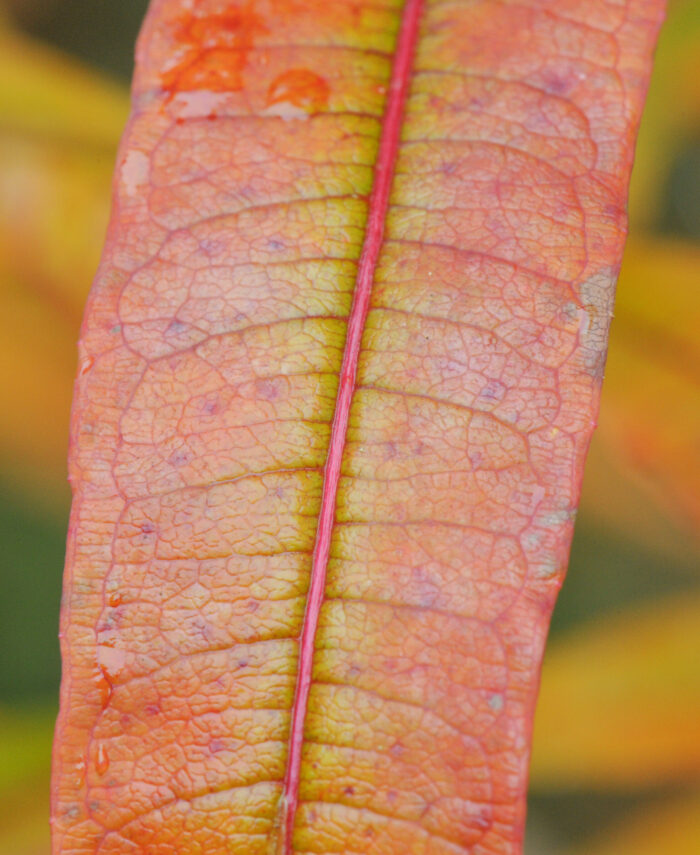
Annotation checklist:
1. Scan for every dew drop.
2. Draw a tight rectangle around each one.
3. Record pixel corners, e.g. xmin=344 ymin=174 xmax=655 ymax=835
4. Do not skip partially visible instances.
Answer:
xmin=78 ymin=356 xmax=94 ymax=377
xmin=95 ymin=744 xmax=109 ymax=776
xmin=95 ymin=668 xmax=112 ymax=710
xmin=108 ymin=591 xmax=123 ymax=608
xmin=266 ymin=68 xmax=330 ymax=113
xmin=121 ymin=150 xmax=149 ymax=196
xmin=97 ymin=645 xmax=126 ymax=685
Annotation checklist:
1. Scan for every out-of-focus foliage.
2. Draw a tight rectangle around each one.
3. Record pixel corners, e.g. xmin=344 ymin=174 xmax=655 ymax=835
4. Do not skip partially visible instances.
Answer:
xmin=0 ymin=14 xmax=128 ymax=508
xmin=588 ymin=238 xmax=700 ymax=533
xmin=567 ymin=791 xmax=700 ymax=855
xmin=0 ymin=707 xmax=54 ymax=855
xmin=533 ymin=594 xmax=700 ymax=788
xmin=628 ymin=0 xmax=700 ymax=237
xmin=0 ymin=1 xmax=697 ymax=853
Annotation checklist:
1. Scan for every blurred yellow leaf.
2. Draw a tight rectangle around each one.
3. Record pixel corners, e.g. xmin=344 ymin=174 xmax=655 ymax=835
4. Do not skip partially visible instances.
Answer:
xmin=0 ymin=706 xmax=54 ymax=855
xmin=0 ymin=15 xmax=128 ymax=147
xmin=531 ymin=594 xmax=700 ymax=789
xmin=629 ymin=0 xmax=700 ymax=228
xmin=0 ymin=22 xmax=128 ymax=508
xmin=0 ymin=809 xmax=49 ymax=855
xmin=582 ymin=237 xmax=700 ymax=538
xmin=567 ymin=791 xmax=700 ymax=855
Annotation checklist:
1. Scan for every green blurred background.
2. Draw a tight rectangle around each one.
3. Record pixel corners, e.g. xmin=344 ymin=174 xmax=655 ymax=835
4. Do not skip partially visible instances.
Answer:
xmin=0 ymin=1 xmax=698 ymax=853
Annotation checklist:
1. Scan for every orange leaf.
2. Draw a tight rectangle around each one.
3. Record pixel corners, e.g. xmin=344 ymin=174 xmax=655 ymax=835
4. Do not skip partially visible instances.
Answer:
xmin=51 ymin=2 xmax=664 ymax=853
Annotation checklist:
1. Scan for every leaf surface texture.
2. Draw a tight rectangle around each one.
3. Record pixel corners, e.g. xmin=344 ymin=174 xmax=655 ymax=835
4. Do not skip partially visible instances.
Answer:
xmin=52 ymin=1 xmax=665 ymax=853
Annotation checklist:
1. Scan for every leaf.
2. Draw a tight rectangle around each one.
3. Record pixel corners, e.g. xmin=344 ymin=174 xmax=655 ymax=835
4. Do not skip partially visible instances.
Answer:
xmin=51 ymin=2 xmax=664 ymax=853
xmin=530 ymin=594 xmax=700 ymax=789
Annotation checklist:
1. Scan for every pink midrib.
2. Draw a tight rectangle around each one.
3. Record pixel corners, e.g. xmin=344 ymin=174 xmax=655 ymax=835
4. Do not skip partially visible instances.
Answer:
xmin=279 ymin=0 xmax=424 ymax=850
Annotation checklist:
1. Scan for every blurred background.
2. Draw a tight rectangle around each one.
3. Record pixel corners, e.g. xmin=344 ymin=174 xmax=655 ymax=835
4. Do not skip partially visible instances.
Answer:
xmin=0 ymin=0 xmax=698 ymax=852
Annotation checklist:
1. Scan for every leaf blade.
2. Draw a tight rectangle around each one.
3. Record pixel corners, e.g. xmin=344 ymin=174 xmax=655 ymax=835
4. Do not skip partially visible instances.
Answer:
xmin=52 ymin=1 xmax=666 ymax=853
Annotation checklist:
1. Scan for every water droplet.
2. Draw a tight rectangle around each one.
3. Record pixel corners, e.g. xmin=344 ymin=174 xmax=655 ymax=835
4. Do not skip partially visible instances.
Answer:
xmin=95 ymin=744 xmax=109 ymax=776
xmin=78 ymin=356 xmax=94 ymax=377
xmin=121 ymin=150 xmax=149 ymax=196
xmin=108 ymin=591 xmax=123 ymax=608
xmin=95 ymin=668 xmax=112 ymax=710
xmin=173 ymin=90 xmax=229 ymax=119
xmin=266 ymin=68 xmax=330 ymax=113
xmin=97 ymin=644 xmax=126 ymax=685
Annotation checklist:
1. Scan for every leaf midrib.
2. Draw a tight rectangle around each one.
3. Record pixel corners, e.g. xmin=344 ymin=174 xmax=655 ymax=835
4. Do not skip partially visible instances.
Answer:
xmin=276 ymin=0 xmax=425 ymax=851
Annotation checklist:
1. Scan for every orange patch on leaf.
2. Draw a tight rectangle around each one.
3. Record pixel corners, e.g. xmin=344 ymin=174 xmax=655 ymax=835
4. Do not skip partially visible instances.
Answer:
xmin=267 ymin=68 xmax=331 ymax=113
xmin=161 ymin=3 xmax=267 ymax=95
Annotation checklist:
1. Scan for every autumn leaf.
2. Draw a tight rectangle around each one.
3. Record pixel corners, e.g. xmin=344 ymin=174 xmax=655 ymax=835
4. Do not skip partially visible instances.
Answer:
xmin=50 ymin=2 xmax=665 ymax=854
xmin=2 ymin=11 xmax=693 ymax=548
